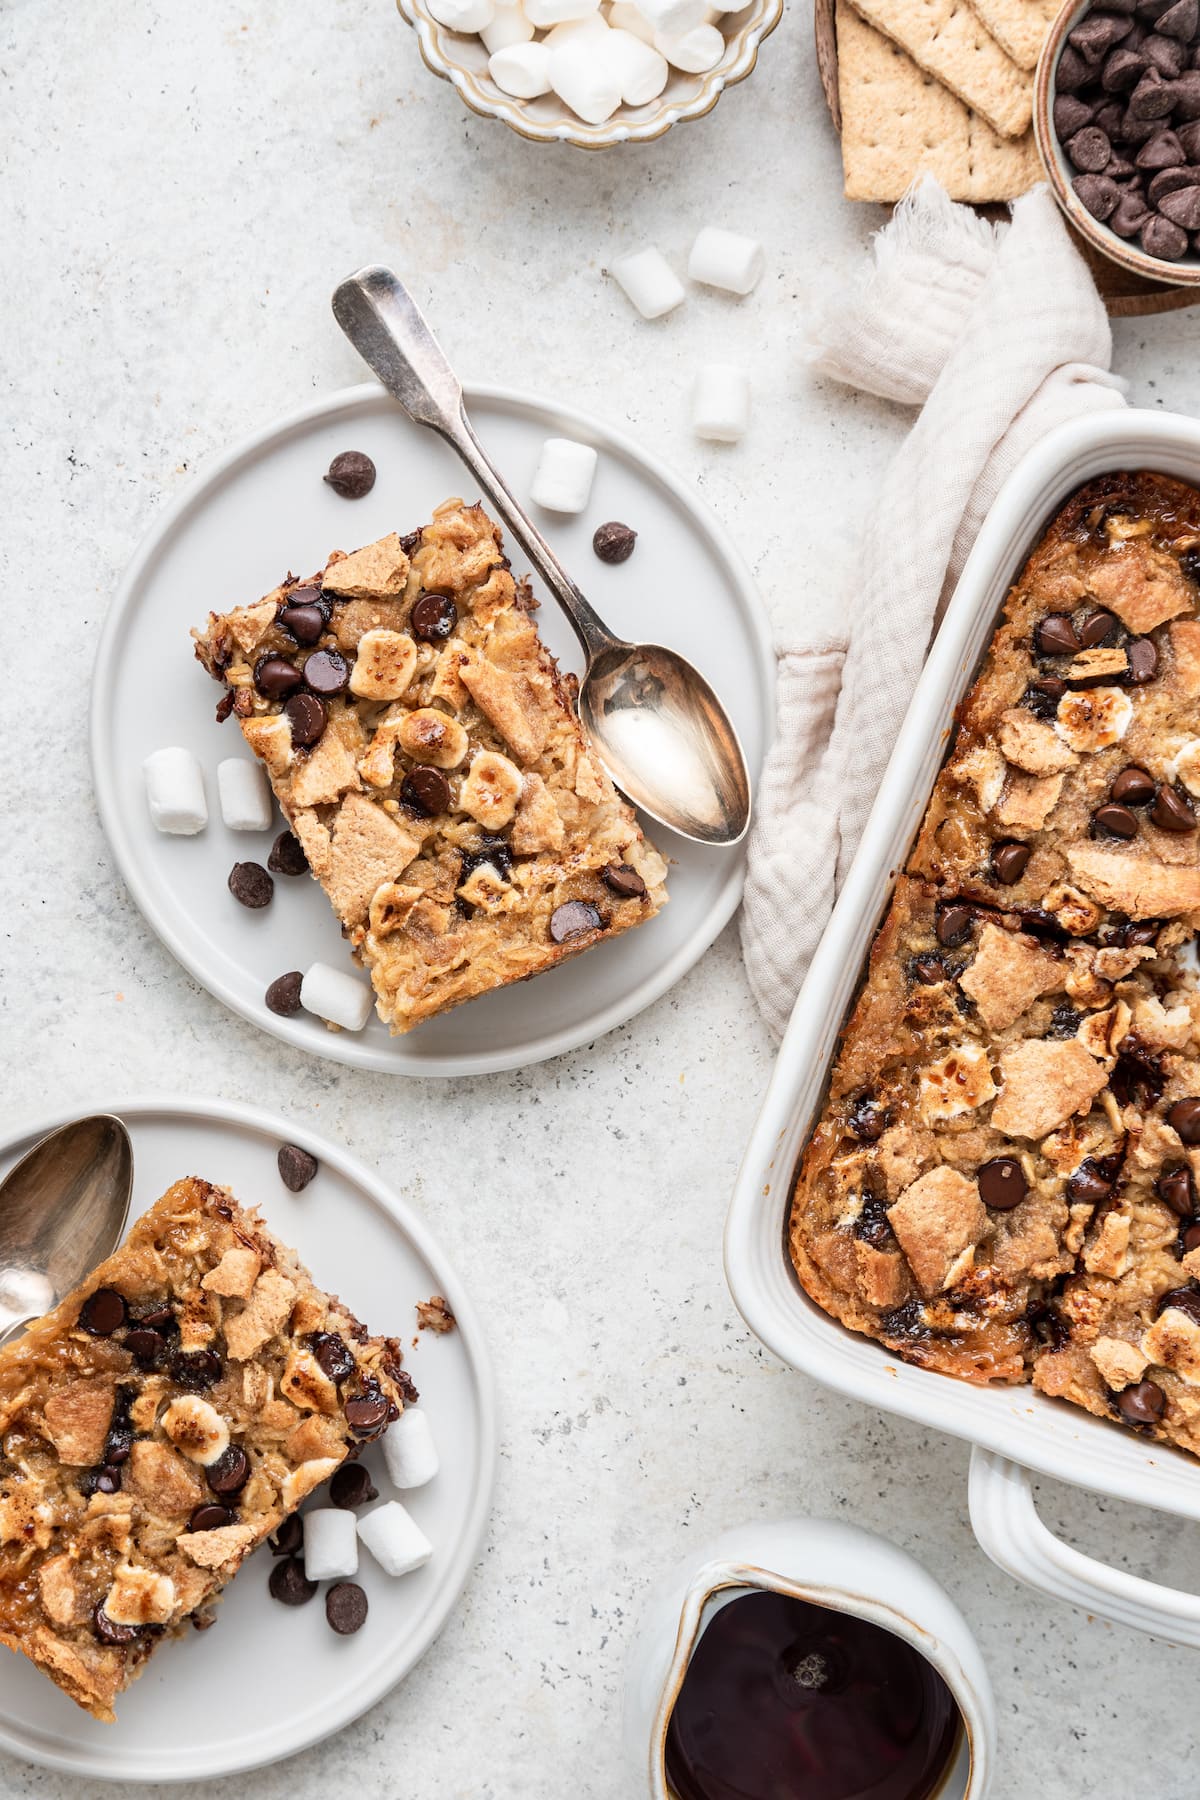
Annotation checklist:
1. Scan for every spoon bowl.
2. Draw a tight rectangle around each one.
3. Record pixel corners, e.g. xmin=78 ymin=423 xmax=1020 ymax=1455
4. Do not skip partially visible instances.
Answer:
xmin=0 ymin=1115 xmax=134 ymax=1345
xmin=331 ymin=266 xmax=752 ymax=848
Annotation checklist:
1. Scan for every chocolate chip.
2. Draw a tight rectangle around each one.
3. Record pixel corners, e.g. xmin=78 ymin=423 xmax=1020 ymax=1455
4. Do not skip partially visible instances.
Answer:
xmin=215 ymin=692 xmax=234 ymax=723
xmin=848 ymin=1097 xmax=886 ymax=1142
xmin=1111 ymin=765 xmax=1156 ymax=804
xmin=94 ymin=1603 xmax=140 ymax=1645
xmin=1104 ymin=42 xmax=1150 ymax=86
xmin=593 ymin=520 xmax=638 ymax=563
xmin=330 ymin=1462 xmax=378 ymax=1509
xmin=278 ymin=1144 xmax=318 ymax=1192
xmin=1137 ymin=125 xmax=1187 ymax=167
xmin=325 ymin=1581 xmax=369 ymax=1635
xmin=1057 ymin=93 xmax=1099 ymax=132
xmin=301 ymin=648 xmax=349 ymax=697
xmin=254 ymin=654 xmax=303 ymax=700
xmin=1068 ymin=1158 xmax=1117 ymax=1204
xmin=1059 ymin=42 xmax=1096 ymax=88
xmin=270 ymin=1514 xmax=303 ymax=1556
xmin=171 ymin=1350 xmax=223 ymax=1391
xmin=1079 ymin=609 xmax=1119 ymax=647
xmin=345 ymin=1392 xmax=390 ymax=1434
xmin=601 ymin=862 xmax=647 ymax=898
xmin=1035 ymin=612 xmax=1081 ymax=656
xmin=1094 ymin=802 xmax=1140 ymax=838
xmin=324 ymin=451 xmax=376 ymax=499
xmin=1157 ymin=0 xmax=1197 ymax=36
xmin=1069 ymin=124 xmax=1114 ymax=169
xmin=978 ymin=1157 xmax=1027 ymax=1210
xmin=79 ymin=1287 xmax=127 ymax=1336
xmin=1158 ymin=181 xmax=1200 ymax=225
xmin=549 ymin=900 xmax=603 ymax=943
xmin=265 ymin=971 xmax=304 ymax=1017
xmin=410 ymin=593 xmax=458 ymax=642
xmin=285 ymin=691 xmax=327 ymax=747
xmin=1144 ymin=26 xmax=1187 ymax=70
xmin=1156 ymin=1283 xmax=1200 ymax=1322
xmin=1158 ymin=1164 xmax=1196 ymax=1216
xmin=1142 ymin=211 xmax=1191 ymax=257
xmin=1184 ymin=1221 xmax=1200 ymax=1253
xmin=401 ymin=766 xmax=451 ymax=816
xmin=1130 ymin=66 xmax=1177 ymax=115
xmin=1181 ymin=118 xmax=1200 ymax=154
xmin=1106 ymin=151 xmax=1137 ymax=176
xmin=1168 ymin=1097 xmax=1200 ymax=1143
xmin=1151 ymin=784 xmax=1197 ymax=830
xmin=207 ymin=1444 xmax=250 ymax=1495
xmin=124 ymin=1327 xmax=165 ymax=1367
xmin=936 ymin=903 xmax=973 ymax=947
xmin=1073 ymin=9 xmax=1135 ymax=57
xmin=1073 ymin=171 xmax=1123 ymax=218
xmin=134 ymin=1304 xmax=173 ymax=1329
xmin=312 ymin=1332 xmax=356 ymax=1383
xmin=228 ymin=861 xmax=274 ymax=909
xmin=189 ymin=1503 xmax=234 ymax=1533
xmin=279 ymin=602 xmax=326 ymax=646
xmin=1148 ymin=164 xmax=1196 ymax=202
xmin=1175 ymin=68 xmax=1200 ymax=115
xmin=991 ymin=840 xmax=1031 ymax=884
xmin=1095 ymin=95 xmax=1127 ymax=135
xmin=911 ymin=953 xmax=949 ymax=983
xmin=1118 ymin=1379 xmax=1166 ymax=1423
xmin=268 ymin=1557 xmax=318 ymax=1606
xmin=1049 ymin=1001 xmax=1084 ymax=1038
xmin=1125 ymin=636 xmax=1159 ymax=683
xmin=268 ymin=830 xmax=309 ymax=876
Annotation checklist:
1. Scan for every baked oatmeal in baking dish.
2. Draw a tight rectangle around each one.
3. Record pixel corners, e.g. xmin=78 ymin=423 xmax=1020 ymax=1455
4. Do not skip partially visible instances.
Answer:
xmin=0 ymin=1178 xmax=409 ymax=1719
xmin=790 ymin=472 xmax=1200 ymax=1455
xmin=193 ymin=500 xmax=667 ymax=1034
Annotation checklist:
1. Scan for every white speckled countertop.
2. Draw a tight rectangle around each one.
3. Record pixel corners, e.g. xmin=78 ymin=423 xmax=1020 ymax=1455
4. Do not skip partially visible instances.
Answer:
xmin=4 ymin=1 xmax=1200 ymax=1794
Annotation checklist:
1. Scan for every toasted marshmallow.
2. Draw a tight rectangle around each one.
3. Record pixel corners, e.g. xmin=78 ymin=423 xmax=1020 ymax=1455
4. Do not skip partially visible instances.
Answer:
xmin=300 ymin=962 xmax=375 ymax=1033
xmin=217 ymin=757 xmax=274 ymax=832
xmin=692 ymin=363 xmax=750 ymax=442
xmin=382 ymin=1409 xmax=440 ymax=1489
xmin=530 ymin=437 xmax=598 ymax=513
xmin=610 ymin=246 xmax=686 ymax=319
xmin=1055 ymin=687 xmax=1134 ymax=754
xmin=489 ymin=39 xmax=554 ymax=96
xmin=303 ymin=1508 xmax=359 ymax=1582
xmin=161 ymin=1396 xmax=230 ymax=1467
xmin=357 ymin=1501 xmax=434 ymax=1577
xmin=144 ymin=746 xmax=208 ymax=835
xmin=688 ymin=225 xmax=764 ymax=295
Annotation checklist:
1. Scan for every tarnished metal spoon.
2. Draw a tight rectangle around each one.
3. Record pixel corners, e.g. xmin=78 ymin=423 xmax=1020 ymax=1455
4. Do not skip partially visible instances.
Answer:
xmin=0 ymin=1116 xmax=134 ymax=1347
xmin=331 ymin=265 xmax=752 ymax=848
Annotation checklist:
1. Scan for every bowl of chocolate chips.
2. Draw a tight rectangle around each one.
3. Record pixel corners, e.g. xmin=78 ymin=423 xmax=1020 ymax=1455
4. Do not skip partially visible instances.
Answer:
xmin=1035 ymin=0 xmax=1200 ymax=285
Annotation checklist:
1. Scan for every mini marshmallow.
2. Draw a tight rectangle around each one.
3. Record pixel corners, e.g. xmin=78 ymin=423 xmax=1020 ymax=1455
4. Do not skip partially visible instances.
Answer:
xmin=524 ymin=0 xmax=599 ymax=26
xmin=303 ymin=1509 xmax=359 ymax=1582
xmin=635 ymin=0 xmax=712 ymax=33
xmin=692 ymin=363 xmax=750 ymax=442
xmin=609 ymin=246 xmax=685 ymax=319
xmin=300 ymin=962 xmax=375 ymax=1032
xmin=688 ymin=225 xmax=764 ymax=295
xmin=489 ymin=39 xmax=553 ymax=95
xmin=428 ymin=0 xmax=496 ymax=28
xmin=607 ymin=0 xmax=656 ymax=39
xmin=654 ymin=20 xmax=723 ymax=67
xmin=357 ymin=1502 xmax=434 ymax=1578
xmin=548 ymin=32 xmax=623 ymax=121
xmin=383 ymin=1409 xmax=440 ymax=1490
xmin=217 ymin=757 xmax=274 ymax=832
xmin=607 ymin=28 xmax=669 ymax=102
xmin=481 ymin=1 xmax=534 ymax=51
xmin=530 ymin=437 xmax=598 ymax=513
xmin=143 ymin=747 xmax=207 ymax=835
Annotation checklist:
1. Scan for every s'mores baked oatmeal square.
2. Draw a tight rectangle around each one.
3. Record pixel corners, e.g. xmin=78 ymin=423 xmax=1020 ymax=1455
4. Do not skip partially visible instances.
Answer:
xmin=790 ymin=472 xmax=1200 ymax=1460
xmin=0 ymin=1178 xmax=410 ymax=1720
xmin=193 ymin=500 xmax=668 ymax=1035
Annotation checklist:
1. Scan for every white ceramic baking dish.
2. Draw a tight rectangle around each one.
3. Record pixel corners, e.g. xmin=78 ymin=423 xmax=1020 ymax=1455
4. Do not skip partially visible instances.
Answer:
xmin=726 ymin=408 xmax=1200 ymax=1646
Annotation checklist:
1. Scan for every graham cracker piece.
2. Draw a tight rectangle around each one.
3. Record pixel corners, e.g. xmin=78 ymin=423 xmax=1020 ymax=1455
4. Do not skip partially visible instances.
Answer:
xmin=847 ymin=0 xmax=1033 ymax=138
xmin=966 ymin=0 xmax=1058 ymax=70
xmin=837 ymin=3 xmax=1039 ymax=202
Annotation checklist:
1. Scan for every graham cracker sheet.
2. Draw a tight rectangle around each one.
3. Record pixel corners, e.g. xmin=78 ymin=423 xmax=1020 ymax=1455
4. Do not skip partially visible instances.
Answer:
xmin=966 ymin=0 xmax=1060 ymax=70
xmin=846 ymin=0 xmax=1034 ymax=138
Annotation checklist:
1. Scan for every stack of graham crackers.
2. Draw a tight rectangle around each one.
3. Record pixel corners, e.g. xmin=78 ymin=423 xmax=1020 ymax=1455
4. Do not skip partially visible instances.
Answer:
xmin=838 ymin=0 xmax=1059 ymax=202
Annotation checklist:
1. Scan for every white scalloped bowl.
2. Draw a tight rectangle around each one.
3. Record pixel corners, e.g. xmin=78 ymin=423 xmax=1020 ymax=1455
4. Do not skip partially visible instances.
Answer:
xmin=396 ymin=0 xmax=783 ymax=147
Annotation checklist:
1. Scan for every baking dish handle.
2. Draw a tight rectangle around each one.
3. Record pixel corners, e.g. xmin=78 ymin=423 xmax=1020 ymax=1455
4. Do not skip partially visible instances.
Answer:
xmin=968 ymin=1447 xmax=1200 ymax=1647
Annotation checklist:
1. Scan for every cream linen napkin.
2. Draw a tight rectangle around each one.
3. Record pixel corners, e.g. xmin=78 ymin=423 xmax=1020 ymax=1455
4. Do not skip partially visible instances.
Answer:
xmin=740 ymin=178 xmax=1128 ymax=1041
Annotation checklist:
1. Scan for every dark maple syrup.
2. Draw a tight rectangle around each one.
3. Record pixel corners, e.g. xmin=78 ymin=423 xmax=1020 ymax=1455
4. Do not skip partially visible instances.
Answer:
xmin=664 ymin=1590 xmax=962 ymax=1800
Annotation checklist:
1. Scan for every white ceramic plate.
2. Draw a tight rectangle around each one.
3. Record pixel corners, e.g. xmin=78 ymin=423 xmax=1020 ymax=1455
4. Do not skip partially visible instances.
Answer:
xmin=91 ymin=383 xmax=774 ymax=1076
xmin=0 ymin=1098 xmax=495 ymax=1783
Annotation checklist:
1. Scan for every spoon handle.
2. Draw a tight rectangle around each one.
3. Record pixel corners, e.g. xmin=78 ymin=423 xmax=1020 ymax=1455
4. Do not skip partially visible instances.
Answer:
xmin=331 ymin=266 xmax=618 ymax=661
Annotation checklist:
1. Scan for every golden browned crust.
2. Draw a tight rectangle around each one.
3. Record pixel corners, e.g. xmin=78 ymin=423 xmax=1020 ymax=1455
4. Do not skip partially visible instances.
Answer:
xmin=0 ymin=1179 xmax=409 ymax=1720
xmin=193 ymin=501 xmax=668 ymax=1034
xmin=790 ymin=473 xmax=1200 ymax=1451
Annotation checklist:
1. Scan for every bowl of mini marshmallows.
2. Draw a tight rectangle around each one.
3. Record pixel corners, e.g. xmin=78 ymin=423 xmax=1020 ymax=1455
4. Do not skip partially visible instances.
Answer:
xmin=396 ymin=0 xmax=782 ymax=146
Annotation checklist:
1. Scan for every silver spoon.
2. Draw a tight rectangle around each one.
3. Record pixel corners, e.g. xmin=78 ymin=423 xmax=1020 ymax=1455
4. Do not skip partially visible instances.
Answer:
xmin=0 ymin=1115 xmax=134 ymax=1347
xmin=331 ymin=266 xmax=752 ymax=848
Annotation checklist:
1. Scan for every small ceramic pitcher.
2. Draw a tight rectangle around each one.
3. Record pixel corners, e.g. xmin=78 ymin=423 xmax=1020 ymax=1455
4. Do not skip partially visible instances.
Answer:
xmin=623 ymin=1517 xmax=994 ymax=1800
